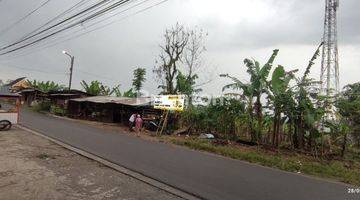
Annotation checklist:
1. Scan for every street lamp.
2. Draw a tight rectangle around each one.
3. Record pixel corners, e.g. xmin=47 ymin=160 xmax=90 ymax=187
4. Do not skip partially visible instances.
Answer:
xmin=62 ymin=50 xmax=75 ymax=91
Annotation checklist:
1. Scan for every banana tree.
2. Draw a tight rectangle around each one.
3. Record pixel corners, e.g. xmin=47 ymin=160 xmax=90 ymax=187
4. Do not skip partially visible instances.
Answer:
xmin=28 ymin=80 xmax=65 ymax=92
xmin=80 ymin=80 xmax=102 ymax=95
xmin=220 ymin=49 xmax=279 ymax=142
xmin=268 ymin=65 xmax=296 ymax=147
xmin=292 ymin=42 xmax=325 ymax=150
xmin=81 ymin=80 xmax=120 ymax=96
xmin=220 ymin=74 xmax=256 ymax=141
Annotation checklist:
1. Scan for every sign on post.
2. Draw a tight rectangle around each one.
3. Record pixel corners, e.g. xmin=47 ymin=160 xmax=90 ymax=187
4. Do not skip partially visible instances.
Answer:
xmin=154 ymin=95 xmax=185 ymax=111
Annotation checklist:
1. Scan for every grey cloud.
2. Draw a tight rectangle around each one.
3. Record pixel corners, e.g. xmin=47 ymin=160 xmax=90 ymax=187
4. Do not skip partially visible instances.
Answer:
xmin=0 ymin=0 xmax=358 ymax=94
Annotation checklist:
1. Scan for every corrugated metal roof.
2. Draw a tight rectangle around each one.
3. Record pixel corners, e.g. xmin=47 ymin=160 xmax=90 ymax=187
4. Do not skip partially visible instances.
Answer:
xmin=48 ymin=89 xmax=90 ymax=95
xmin=69 ymin=96 xmax=152 ymax=106
xmin=5 ymin=77 xmax=26 ymax=86
xmin=0 ymin=85 xmax=21 ymax=97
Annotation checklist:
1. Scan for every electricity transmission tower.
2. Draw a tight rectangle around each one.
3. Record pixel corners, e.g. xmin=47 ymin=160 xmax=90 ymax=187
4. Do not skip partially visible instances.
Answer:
xmin=320 ymin=0 xmax=340 ymax=96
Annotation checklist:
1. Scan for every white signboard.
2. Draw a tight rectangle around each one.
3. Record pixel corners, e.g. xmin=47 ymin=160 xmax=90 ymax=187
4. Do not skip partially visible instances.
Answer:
xmin=154 ymin=95 xmax=185 ymax=111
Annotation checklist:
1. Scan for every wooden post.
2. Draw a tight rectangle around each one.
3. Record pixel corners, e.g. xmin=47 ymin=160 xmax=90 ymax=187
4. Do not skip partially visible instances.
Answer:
xmin=159 ymin=110 xmax=169 ymax=136
xmin=156 ymin=110 xmax=169 ymax=136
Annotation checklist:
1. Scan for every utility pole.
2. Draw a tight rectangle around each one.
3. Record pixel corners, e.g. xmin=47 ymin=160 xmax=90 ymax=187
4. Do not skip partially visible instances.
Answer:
xmin=62 ymin=50 xmax=75 ymax=90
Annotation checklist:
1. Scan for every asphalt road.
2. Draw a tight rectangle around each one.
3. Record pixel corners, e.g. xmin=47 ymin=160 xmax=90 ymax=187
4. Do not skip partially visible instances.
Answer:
xmin=19 ymin=110 xmax=353 ymax=200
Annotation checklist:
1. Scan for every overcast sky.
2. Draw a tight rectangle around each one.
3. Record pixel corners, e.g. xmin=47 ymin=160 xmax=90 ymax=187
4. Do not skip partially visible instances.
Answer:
xmin=0 ymin=0 xmax=359 ymax=95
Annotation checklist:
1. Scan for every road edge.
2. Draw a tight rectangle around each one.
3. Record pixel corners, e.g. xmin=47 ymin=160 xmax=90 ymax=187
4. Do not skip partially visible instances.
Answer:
xmin=27 ymin=111 xmax=353 ymax=187
xmin=17 ymin=124 xmax=202 ymax=200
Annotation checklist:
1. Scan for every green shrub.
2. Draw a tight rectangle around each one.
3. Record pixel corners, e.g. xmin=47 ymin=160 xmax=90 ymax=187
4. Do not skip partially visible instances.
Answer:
xmin=50 ymin=105 xmax=67 ymax=116
xmin=181 ymin=98 xmax=247 ymax=137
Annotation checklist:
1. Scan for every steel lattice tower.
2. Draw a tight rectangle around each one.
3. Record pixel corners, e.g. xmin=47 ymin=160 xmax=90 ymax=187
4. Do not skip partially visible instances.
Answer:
xmin=320 ymin=0 xmax=340 ymax=96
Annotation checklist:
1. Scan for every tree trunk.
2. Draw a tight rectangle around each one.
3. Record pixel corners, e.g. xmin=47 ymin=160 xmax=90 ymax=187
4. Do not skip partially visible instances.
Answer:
xmin=276 ymin=114 xmax=280 ymax=147
xmin=298 ymin=117 xmax=304 ymax=149
xmin=272 ymin=117 xmax=277 ymax=146
xmin=288 ymin=121 xmax=293 ymax=149
xmin=293 ymin=125 xmax=299 ymax=149
xmin=255 ymin=96 xmax=263 ymax=141
xmin=341 ymin=133 xmax=347 ymax=158
xmin=272 ymin=111 xmax=280 ymax=147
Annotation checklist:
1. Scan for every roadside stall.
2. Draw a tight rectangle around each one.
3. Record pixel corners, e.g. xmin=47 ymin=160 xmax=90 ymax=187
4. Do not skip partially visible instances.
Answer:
xmin=0 ymin=86 xmax=21 ymax=130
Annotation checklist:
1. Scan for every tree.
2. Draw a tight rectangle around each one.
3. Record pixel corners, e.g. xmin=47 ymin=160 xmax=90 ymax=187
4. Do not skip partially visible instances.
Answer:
xmin=292 ymin=43 xmax=325 ymax=150
xmin=178 ymin=28 xmax=206 ymax=103
xmin=28 ymin=80 xmax=65 ymax=92
xmin=123 ymin=88 xmax=137 ymax=98
xmin=80 ymin=80 xmax=119 ymax=96
xmin=265 ymin=43 xmax=326 ymax=150
xmin=132 ymin=68 xmax=146 ymax=96
xmin=176 ymin=71 xmax=202 ymax=98
xmin=220 ymin=49 xmax=279 ymax=142
xmin=154 ymin=23 xmax=189 ymax=94
xmin=113 ymin=87 xmax=136 ymax=98
xmin=268 ymin=65 xmax=296 ymax=147
xmin=80 ymin=80 xmax=102 ymax=96
xmin=336 ymin=82 xmax=360 ymax=156
xmin=154 ymin=23 xmax=207 ymax=96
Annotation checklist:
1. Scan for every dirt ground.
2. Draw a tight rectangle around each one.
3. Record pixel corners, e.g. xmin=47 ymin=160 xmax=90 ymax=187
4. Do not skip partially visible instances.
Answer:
xmin=0 ymin=127 xmax=181 ymax=200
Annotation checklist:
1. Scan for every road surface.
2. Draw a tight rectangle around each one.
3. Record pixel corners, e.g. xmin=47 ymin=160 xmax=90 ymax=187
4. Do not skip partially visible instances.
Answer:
xmin=20 ymin=110 xmax=353 ymax=200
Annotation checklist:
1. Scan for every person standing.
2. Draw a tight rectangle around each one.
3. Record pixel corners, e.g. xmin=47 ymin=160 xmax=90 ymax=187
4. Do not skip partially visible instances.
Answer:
xmin=135 ymin=114 xmax=143 ymax=136
xmin=129 ymin=113 xmax=136 ymax=131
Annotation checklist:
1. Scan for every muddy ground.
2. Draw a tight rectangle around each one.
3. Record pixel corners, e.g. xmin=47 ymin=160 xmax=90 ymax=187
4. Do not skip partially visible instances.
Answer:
xmin=0 ymin=127 xmax=181 ymax=200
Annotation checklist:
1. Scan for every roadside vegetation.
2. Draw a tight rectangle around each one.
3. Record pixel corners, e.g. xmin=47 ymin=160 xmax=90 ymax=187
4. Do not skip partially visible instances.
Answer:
xmin=24 ymin=23 xmax=360 ymax=185
xmin=27 ymin=80 xmax=65 ymax=92
xmin=151 ymin=23 xmax=359 ymax=185
xmin=167 ymin=137 xmax=360 ymax=186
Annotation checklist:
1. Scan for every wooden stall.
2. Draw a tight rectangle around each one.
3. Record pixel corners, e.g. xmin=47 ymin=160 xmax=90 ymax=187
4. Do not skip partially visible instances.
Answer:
xmin=67 ymin=96 xmax=160 ymax=124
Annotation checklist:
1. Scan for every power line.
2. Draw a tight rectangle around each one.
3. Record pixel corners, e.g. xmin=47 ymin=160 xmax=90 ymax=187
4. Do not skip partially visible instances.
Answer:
xmin=0 ymin=63 xmax=65 ymax=75
xmin=1 ymin=0 xmax=146 ymax=59
xmin=0 ymin=61 xmax=122 ymax=82
xmin=0 ymin=0 xmax=52 ymax=36
xmin=77 ymin=69 xmax=120 ymax=82
xmin=0 ymin=0 xmax=137 ymax=56
xmin=35 ymin=0 xmax=120 ymax=41
xmin=0 ymin=0 xmax=169 ymax=60
xmin=0 ymin=0 xmax=115 ymax=51
xmin=18 ymin=0 xmax=89 ymax=41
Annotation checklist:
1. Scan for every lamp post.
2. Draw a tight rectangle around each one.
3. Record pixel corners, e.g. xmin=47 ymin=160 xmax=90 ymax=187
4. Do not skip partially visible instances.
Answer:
xmin=62 ymin=50 xmax=74 ymax=91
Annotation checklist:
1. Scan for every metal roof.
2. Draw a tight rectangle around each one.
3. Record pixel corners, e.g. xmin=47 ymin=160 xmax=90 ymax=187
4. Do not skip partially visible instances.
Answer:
xmin=5 ymin=77 xmax=26 ymax=86
xmin=47 ymin=89 xmax=90 ymax=95
xmin=69 ymin=96 xmax=152 ymax=106
xmin=0 ymin=85 xmax=21 ymax=97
